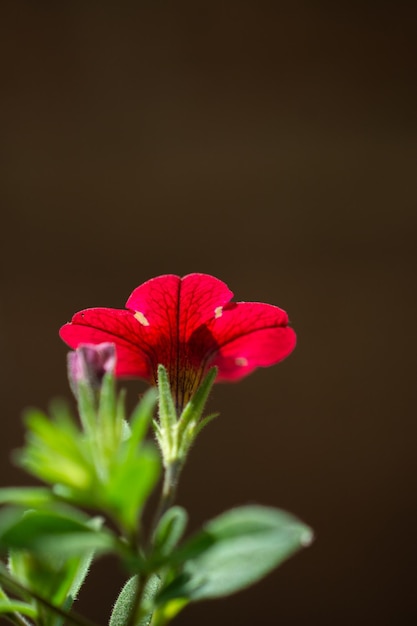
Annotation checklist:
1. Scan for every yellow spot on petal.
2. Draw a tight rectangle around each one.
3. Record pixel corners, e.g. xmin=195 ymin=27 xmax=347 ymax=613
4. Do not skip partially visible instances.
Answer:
xmin=235 ymin=357 xmax=248 ymax=367
xmin=214 ymin=306 xmax=223 ymax=318
xmin=134 ymin=311 xmax=150 ymax=326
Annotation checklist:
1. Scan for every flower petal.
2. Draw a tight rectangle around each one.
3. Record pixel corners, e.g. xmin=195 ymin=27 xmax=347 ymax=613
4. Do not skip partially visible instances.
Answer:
xmin=59 ymin=275 xmax=296 ymax=398
xmin=125 ymin=274 xmax=180 ymax=351
xmin=59 ymin=308 xmax=152 ymax=379
xmin=125 ymin=272 xmax=233 ymax=372
xmin=179 ymin=273 xmax=234 ymax=340
xmin=210 ymin=302 xmax=296 ymax=381
xmin=125 ymin=273 xmax=233 ymax=341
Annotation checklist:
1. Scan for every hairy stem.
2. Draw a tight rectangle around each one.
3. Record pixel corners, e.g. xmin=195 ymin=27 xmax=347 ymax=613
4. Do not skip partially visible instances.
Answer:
xmin=150 ymin=460 xmax=182 ymax=539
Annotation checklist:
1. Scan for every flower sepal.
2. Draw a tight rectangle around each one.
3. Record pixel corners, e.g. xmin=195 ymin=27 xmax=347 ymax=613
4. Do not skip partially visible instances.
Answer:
xmin=154 ymin=365 xmax=218 ymax=470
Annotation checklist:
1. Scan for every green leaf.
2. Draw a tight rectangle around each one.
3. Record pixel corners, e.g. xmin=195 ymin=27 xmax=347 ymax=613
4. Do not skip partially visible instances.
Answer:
xmin=17 ymin=409 xmax=93 ymax=491
xmin=175 ymin=367 xmax=218 ymax=461
xmin=0 ymin=487 xmax=53 ymax=508
xmin=0 ymin=562 xmax=98 ymax=626
xmin=157 ymin=365 xmax=177 ymax=445
xmin=9 ymin=549 xmax=81 ymax=612
xmin=0 ymin=508 xmax=116 ymax=558
xmin=61 ymin=548 xmax=93 ymax=608
xmin=101 ymin=388 xmax=159 ymax=531
xmin=106 ymin=446 xmax=161 ymax=532
xmin=124 ymin=389 xmax=158 ymax=464
xmin=193 ymin=412 xmax=219 ymax=438
xmin=76 ymin=382 xmax=97 ymax=438
xmin=53 ymin=517 xmax=101 ymax=625
xmin=158 ymin=505 xmax=313 ymax=602
xmin=149 ymin=597 xmax=189 ymax=625
xmin=109 ymin=575 xmax=161 ymax=626
xmin=8 ymin=518 xmax=101 ymax=626
xmin=97 ymin=373 xmax=120 ymax=459
xmin=152 ymin=507 xmax=188 ymax=560
xmin=178 ymin=367 xmax=217 ymax=437
xmin=18 ymin=388 xmax=159 ymax=535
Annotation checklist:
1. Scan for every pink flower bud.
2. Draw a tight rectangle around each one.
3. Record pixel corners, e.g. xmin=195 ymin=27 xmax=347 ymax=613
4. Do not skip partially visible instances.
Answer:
xmin=67 ymin=342 xmax=116 ymax=394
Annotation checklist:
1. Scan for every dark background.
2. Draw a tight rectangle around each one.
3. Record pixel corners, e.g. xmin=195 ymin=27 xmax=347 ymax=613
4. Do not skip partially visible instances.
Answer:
xmin=1 ymin=1 xmax=416 ymax=624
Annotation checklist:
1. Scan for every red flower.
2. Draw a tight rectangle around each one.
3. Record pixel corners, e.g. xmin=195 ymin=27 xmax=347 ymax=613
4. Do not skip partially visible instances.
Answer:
xmin=60 ymin=273 xmax=296 ymax=410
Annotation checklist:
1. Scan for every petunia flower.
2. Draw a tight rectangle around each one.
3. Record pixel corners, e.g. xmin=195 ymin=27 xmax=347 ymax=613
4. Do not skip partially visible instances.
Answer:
xmin=59 ymin=273 xmax=296 ymax=411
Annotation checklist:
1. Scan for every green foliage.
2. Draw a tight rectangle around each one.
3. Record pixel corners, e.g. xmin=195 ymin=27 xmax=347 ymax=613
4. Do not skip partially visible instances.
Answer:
xmin=0 ymin=487 xmax=54 ymax=508
xmin=0 ymin=360 xmax=312 ymax=626
xmin=17 ymin=386 xmax=160 ymax=534
xmin=0 ymin=558 xmax=92 ymax=626
xmin=19 ymin=406 xmax=93 ymax=492
xmin=152 ymin=507 xmax=188 ymax=561
xmin=156 ymin=366 xmax=177 ymax=449
xmin=109 ymin=575 xmax=161 ymax=626
xmin=0 ymin=508 xmax=115 ymax=557
xmin=57 ymin=543 xmax=96 ymax=625
xmin=157 ymin=505 xmax=313 ymax=603
xmin=176 ymin=367 xmax=218 ymax=459
xmin=0 ymin=380 xmax=163 ymax=624
xmin=8 ymin=535 xmax=95 ymax=626
xmin=103 ymin=388 xmax=160 ymax=533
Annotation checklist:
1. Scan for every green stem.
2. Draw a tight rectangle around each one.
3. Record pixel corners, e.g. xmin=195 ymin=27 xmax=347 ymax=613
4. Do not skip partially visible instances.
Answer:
xmin=160 ymin=461 xmax=181 ymax=516
xmin=150 ymin=460 xmax=182 ymax=539
xmin=11 ymin=614 xmax=31 ymax=626
xmin=0 ymin=614 xmax=29 ymax=626
xmin=0 ymin=588 xmax=30 ymax=626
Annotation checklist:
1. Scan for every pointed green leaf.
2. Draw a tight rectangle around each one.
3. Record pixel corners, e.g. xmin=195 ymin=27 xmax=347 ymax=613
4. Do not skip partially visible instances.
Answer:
xmin=8 ymin=518 xmax=100 ymax=626
xmin=50 ymin=549 xmax=95 ymax=626
xmin=53 ymin=517 xmax=101 ymax=625
xmin=107 ymin=446 xmax=160 ymax=532
xmin=149 ymin=597 xmax=189 ymax=625
xmin=17 ymin=409 xmax=93 ymax=491
xmin=110 ymin=575 xmax=161 ymax=626
xmin=157 ymin=365 xmax=177 ymax=436
xmin=63 ymin=549 xmax=93 ymax=606
xmin=9 ymin=548 xmax=81 ymax=612
xmin=97 ymin=373 xmax=118 ymax=453
xmin=178 ymin=367 xmax=217 ymax=437
xmin=0 ymin=509 xmax=116 ymax=558
xmin=152 ymin=507 xmax=188 ymax=559
xmin=158 ymin=505 xmax=313 ymax=602
xmin=0 ymin=487 xmax=53 ymax=508
xmin=76 ymin=383 xmax=97 ymax=438
xmin=0 ymin=562 xmax=97 ymax=626
xmin=193 ymin=412 xmax=219 ymax=437
xmin=124 ymin=389 xmax=158 ymax=464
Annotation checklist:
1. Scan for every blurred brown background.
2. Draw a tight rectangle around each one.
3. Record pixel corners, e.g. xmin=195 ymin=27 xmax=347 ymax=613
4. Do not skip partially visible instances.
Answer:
xmin=1 ymin=1 xmax=416 ymax=624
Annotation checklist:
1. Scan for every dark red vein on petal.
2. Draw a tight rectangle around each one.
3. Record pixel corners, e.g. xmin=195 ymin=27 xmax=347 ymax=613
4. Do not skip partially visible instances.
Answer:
xmin=175 ymin=277 xmax=182 ymax=410
xmin=207 ymin=322 xmax=293 ymax=358
xmin=70 ymin=316 xmax=157 ymax=372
